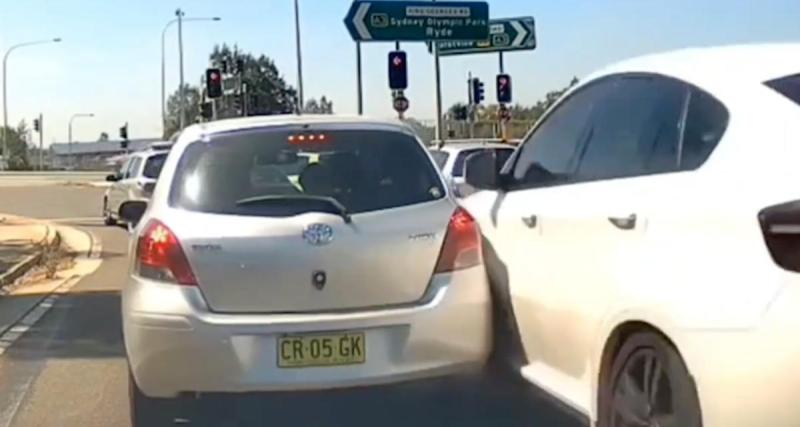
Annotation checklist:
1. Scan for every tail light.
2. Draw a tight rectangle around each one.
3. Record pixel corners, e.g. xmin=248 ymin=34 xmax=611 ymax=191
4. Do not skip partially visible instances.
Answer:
xmin=135 ymin=219 xmax=198 ymax=285
xmin=759 ymin=200 xmax=800 ymax=272
xmin=434 ymin=207 xmax=482 ymax=273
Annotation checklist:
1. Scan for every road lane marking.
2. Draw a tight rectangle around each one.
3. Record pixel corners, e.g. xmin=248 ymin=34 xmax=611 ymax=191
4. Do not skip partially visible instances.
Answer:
xmin=0 ymin=225 xmax=102 ymax=427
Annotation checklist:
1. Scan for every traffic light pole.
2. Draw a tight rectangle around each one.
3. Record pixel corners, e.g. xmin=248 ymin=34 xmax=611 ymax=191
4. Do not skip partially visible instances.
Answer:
xmin=38 ymin=113 xmax=43 ymax=171
xmin=498 ymin=52 xmax=507 ymax=142
xmin=356 ymin=42 xmax=363 ymax=115
xmin=467 ymin=72 xmax=475 ymax=139
xmin=432 ymin=0 xmax=444 ymax=144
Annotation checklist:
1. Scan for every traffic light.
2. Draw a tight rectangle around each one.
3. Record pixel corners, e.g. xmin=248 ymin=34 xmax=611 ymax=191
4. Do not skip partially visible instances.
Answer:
xmin=200 ymin=102 xmax=213 ymax=120
xmin=206 ymin=68 xmax=223 ymax=99
xmin=236 ymin=59 xmax=245 ymax=75
xmin=471 ymin=78 xmax=485 ymax=104
xmin=33 ymin=118 xmax=40 ymax=132
xmin=388 ymin=51 xmax=408 ymax=90
xmin=119 ymin=123 xmax=128 ymax=140
xmin=497 ymin=74 xmax=512 ymax=104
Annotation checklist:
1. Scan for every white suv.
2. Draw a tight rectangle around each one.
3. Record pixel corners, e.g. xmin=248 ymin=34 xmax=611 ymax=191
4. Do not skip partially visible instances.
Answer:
xmin=461 ymin=44 xmax=800 ymax=427
xmin=103 ymin=146 xmax=170 ymax=225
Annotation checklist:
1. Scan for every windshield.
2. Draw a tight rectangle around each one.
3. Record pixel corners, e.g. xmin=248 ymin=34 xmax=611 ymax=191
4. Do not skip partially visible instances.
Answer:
xmin=169 ymin=127 xmax=445 ymax=217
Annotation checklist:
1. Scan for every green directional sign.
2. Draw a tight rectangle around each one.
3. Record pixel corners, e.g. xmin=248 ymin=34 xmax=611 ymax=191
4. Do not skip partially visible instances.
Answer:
xmin=436 ymin=17 xmax=536 ymax=56
xmin=344 ymin=1 xmax=489 ymax=42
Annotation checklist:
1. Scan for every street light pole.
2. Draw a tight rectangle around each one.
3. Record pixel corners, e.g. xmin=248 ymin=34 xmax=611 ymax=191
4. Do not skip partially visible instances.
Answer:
xmin=68 ymin=113 xmax=94 ymax=170
xmin=176 ymin=8 xmax=186 ymax=130
xmin=293 ymin=0 xmax=305 ymax=114
xmin=2 ymin=38 xmax=61 ymax=164
xmin=161 ymin=16 xmax=220 ymax=137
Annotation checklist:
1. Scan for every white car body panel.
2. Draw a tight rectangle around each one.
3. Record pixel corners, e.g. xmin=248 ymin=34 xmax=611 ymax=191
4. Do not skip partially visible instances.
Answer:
xmin=462 ymin=43 xmax=800 ymax=426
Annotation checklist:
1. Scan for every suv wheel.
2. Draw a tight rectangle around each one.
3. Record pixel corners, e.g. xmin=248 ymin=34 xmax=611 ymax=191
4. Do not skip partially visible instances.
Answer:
xmin=103 ymin=198 xmax=116 ymax=226
xmin=599 ymin=332 xmax=702 ymax=427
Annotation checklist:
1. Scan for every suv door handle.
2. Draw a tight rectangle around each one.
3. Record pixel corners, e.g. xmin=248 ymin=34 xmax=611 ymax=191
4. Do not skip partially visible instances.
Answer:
xmin=608 ymin=214 xmax=637 ymax=230
xmin=521 ymin=214 xmax=537 ymax=228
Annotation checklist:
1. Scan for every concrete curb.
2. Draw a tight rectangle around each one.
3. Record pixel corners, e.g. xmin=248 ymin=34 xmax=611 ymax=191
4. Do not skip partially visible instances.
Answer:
xmin=0 ymin=222 xmax=61 ymax=290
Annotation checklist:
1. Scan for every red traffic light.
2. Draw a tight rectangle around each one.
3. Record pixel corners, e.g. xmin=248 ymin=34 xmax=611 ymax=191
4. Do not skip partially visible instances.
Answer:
xmin=206 ymin=68 xmax=223 ymax=99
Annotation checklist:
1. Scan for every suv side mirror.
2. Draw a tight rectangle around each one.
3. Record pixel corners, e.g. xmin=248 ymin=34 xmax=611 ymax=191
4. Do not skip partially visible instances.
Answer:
xmin=464 ymin=150 xmax=501 ymax=190
xmin=106 ymin=173 xmax=120 ymax=182
xmin=119 ymin=200 xmax=148 ymax=227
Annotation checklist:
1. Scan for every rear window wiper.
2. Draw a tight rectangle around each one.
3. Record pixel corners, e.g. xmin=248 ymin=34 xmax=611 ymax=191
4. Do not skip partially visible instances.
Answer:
xmin=235 ymin=195 xmax=352 ymax=224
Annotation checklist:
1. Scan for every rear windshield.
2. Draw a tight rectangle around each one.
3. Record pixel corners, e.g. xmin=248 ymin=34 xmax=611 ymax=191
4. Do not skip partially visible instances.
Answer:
xmin=143 ymin=153 xmax=168 ymax=179
xmin=429 ymin=150 xmax=449 ymax=169
xmin=766 ymin=74 xmax=800 ymax=106
xmin=169 ymin=128 xmax=445 ymax=217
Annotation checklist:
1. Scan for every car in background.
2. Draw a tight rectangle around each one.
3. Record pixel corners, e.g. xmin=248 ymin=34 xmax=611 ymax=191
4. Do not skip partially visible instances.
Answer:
xmin=117 ymin=116 xmax=491 ymax=426
xmin=103 ymin=144 xmax=171 ymax=226
xmin=461 ymin=43 xmax=800 ymax=427
xmin=429 ymin=141 xmax=515 ymax=197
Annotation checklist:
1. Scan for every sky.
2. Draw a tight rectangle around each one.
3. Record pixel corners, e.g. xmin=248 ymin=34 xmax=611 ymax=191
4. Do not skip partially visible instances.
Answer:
xmin=1 ymin=0 xmax=800 ymax=145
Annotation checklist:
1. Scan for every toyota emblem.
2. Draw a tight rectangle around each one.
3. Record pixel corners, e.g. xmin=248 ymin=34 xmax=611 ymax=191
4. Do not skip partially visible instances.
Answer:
xmin=302 ymin=223 xmax=334 ymax=246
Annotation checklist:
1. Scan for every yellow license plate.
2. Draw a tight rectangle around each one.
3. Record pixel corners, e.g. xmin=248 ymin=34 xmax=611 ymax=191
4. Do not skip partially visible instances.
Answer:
xmin=278 ymin=332 xmax=366 ymax=368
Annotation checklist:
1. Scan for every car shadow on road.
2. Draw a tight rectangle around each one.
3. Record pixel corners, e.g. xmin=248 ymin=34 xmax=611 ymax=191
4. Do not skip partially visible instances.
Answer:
xmin=150 ymin=371 xmax=588 ymax=427
xmin=2 ymin=290 xmax=124 ymax=360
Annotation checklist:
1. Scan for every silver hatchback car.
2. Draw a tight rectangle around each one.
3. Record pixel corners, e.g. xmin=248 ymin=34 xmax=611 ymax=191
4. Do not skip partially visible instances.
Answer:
xmin=120 ymin=116 xmax=492 ymax=425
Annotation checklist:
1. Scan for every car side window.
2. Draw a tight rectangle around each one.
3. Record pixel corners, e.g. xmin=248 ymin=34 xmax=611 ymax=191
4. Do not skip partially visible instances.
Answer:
xmin=574 ymin=76 xmax=687 ymax=180
xmin=452 ymin=149 xmax=483 ymax=178
xmin=509 ymin=80 xmax=612 ymax=190
xmin=126 ymin=157 xmax=142 ymax=179
xmin=680 ymin=88 xmax=729 ymax=170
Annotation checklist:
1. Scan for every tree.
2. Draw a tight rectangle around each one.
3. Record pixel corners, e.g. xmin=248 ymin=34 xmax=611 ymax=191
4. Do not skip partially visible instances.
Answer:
xmin=304 ymin=96 xmax=334 ymax=114
xmin=0 ymin=121 xmax=31 ymax=170
xmin=163 ymin=84 xmax=202 ymax=139
xmin=98 ymin=132 xmax=109 ymax=141
xmin=210 ymin=44 xmax=298 ymax=118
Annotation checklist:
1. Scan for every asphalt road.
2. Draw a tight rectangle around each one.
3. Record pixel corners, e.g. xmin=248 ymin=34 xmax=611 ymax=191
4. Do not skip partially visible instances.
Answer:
xmin=0 ymin=185 xmax=586 ymax=427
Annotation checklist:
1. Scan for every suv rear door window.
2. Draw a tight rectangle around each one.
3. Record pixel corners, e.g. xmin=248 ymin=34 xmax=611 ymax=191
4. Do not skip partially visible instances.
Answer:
xmin=452 ymin=148 xmax=514 ymax=177
xmin=680 ymin=88 xmax=729 ymax=170
xmin=143 ymin=153 xmax=168 ymax=179
xmin=170 ymin=128 xmax=445 ymax=217
xmin=575 ymin=76 xmax=687 ymax=180
xmin=766 ymin=74 xmax=800 ymax=106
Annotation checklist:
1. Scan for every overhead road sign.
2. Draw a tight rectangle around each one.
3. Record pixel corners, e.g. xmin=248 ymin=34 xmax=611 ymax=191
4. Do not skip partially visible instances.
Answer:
xmin=344 ymin=1 xmax=490 ymax=42
xmin=435 ymin=16 xmax=535 ymax=56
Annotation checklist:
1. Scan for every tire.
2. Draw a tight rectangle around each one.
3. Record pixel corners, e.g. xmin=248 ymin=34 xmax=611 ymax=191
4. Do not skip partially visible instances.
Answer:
xmin=598 ymin=332 xmax=702 ymax=427
xmin=129 ymin=369 xmax=172 ymax=427
xmin=103 ymin=198 xmax=117 ymax=226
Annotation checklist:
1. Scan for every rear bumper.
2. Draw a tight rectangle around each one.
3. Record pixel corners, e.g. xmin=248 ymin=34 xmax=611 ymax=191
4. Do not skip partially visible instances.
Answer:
xmin=679 ymin=282 xmax=800 ymax=427
xmin=123 ymin=266 xmax=492 ymax=398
